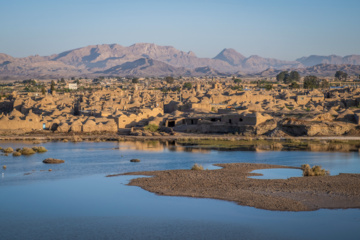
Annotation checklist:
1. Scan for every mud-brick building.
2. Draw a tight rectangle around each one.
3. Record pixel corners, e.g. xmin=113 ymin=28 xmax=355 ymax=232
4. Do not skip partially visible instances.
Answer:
xmin=221 ymin=112 xmax=271 ymax=126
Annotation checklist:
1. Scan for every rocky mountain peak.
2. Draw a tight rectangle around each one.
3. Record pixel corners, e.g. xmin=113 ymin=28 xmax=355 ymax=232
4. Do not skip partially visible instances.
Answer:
xmin=213 ymin=48 xmax=246 ymax=66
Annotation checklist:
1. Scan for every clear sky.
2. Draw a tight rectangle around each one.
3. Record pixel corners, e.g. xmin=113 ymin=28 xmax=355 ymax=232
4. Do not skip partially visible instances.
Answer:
xmin=1 ymin=0 xmax=359 ymax=60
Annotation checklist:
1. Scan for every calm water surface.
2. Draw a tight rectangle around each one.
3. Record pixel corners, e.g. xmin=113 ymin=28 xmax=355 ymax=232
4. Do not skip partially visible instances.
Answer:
xmin=0 ymin=141 xmax=360 ymax=240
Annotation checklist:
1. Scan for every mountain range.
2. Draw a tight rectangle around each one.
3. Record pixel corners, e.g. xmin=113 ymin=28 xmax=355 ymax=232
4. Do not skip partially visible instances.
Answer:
xmin=0 ymin=43 xmax=359 ymax=79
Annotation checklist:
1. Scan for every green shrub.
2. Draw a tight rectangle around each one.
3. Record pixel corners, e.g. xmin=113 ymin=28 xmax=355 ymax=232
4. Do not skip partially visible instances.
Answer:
xmin=20 ymin=147 xmax=36 ymax=155
xmin=32 ymin=146 xmax=48 ymax=153
xmin=144 ymin=124 xmax=159 ymax=132
xmin=3 ymin=147 xmax=13 ymax=153
xmin=301 ymin=164 xmax=329 ymax=176
xmin=191 ymin=163 xmax=204 ymax=171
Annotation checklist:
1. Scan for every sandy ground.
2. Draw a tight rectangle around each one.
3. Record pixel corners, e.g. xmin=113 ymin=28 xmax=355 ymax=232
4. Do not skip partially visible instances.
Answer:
xmin=110 ymin=163 xmax=360 ymax=211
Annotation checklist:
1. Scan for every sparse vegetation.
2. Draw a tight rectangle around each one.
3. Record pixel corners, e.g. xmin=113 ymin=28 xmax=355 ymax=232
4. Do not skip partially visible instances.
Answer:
xmin=191 ymin=163 xmax=204 ymax=171
xmin=233 ymin=78 xmax=242 ymax=84
xmin=144 ymin=124 xmax=159 ymax=132
xmin=13 ymin=151 xmax=21 ymax=157
xmin=3 ymin=147 xmax=14 ymax=153
xmin=165 ymin=76 xmax=175 ymax=84
xmin=20 ymin=147 xmax=36 ymax=155
xmin=32 ymin=146 xmax=48 ymax=153
xmin=131 ymin=78 xmax=139 ymax=83
xmin=301 ymin=164 xmax=330 ymax=176
xmin=183 ymin=82 xmax=192 ymax=90
xmin=303 ymin=75 xmax=319 ymax=89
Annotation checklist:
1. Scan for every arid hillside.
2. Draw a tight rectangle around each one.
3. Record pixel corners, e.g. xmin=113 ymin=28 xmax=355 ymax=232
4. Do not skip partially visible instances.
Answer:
xmin=1 ymin=43 xmax=360 ymax=79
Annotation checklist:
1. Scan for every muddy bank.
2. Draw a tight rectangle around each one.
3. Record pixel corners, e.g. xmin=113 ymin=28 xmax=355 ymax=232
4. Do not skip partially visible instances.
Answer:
xmin=110 ymin=163 xmax=360 ymax=211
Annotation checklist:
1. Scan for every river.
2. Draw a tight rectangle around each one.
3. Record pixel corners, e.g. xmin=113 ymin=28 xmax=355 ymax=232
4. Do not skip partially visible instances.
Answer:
xmin=0 ymin=141 xmax=359 ymax=240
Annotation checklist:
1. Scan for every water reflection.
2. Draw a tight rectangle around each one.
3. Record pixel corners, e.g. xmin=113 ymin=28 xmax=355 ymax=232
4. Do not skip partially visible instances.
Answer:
xmin=249 ymin=168 xmax=303 ymax=179
xmin=0 ymin=140 xmax=360 ymax=239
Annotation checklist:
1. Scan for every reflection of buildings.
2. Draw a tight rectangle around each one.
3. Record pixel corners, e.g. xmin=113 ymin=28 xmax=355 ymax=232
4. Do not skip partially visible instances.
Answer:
xmin=116 ymin=141 xmax=211 ymax=153
xmin=117 ymin=141 xmax=165 ymax=152
xmin=167 ymin=143 xmax=211 ymax=154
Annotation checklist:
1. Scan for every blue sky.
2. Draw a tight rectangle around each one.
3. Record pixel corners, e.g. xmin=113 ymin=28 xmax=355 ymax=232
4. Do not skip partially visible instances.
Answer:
xmin=1 ymin=0 xmax=359 ymax=60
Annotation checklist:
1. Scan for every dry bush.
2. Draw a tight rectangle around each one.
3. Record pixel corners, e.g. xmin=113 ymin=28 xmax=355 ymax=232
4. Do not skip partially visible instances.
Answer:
xmin=20 ymin=147 xmax=36 ymax=155
xmin=13 ymin=151 xmax=21 ymax=157
xmin=3 ymin=147 xmax=14 ymax=153
xmin=301 ymin=164 xmax=330 ymax=176
xmin=191 ymin=163 xmax=204 ymax=171
xmin=32 ymin=146 xmax=48 ymax=153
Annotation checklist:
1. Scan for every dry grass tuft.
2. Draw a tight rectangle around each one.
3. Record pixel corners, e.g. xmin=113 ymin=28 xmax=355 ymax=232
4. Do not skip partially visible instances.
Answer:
xmin=301 ymin=164 xmax=330 ymax=176
xmin=3 ymin=147 xmax=14 ymax=153
xmin=13 ymin=151 xmax=21 ymax=157
xmin=32 ymin=146 xmax=48 ymax=153
xmin=20 ymin=147 xmax=36 ymax=155
xmin=191 ymin=163 xmax=204 ymax=171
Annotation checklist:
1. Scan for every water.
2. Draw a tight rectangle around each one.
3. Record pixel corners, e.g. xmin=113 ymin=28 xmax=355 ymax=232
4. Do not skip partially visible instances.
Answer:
xmin=250 ymin=168 xmax=303 ymax=179
xmin=1 ymin=141 xmax=360 ymax=240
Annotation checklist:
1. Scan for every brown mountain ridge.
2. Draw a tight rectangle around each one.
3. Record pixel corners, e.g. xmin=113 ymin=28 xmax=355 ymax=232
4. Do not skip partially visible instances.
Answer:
xmin=0 ymin=43 xmax=359 ymax=79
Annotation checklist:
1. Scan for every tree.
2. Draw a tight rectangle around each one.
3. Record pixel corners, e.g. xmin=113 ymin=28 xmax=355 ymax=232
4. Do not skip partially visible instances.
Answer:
xmin=276 ymin=71 xmax=289 ymax=82
xmin=50 ymin=80 xmax=55 ymax=93
xmin=319 ymin=79 xmax=330 ymax=89
xmin=303 ymin=75 xmax=319 ymax=89
xmin=132 ymin=78 xmax=139 ymax=84
xmin=41 ymin=86 xmax=46 ymax=95
xmin=234 ymin=78 xmax=242 ymax=84
xmin=183 ymin=82 xmax=192 ymax=90
xmin=289 ymin=81 xmax=300 ymax=89
xmin=289 ymin=71 xmax=300 ymax=82
xmin=165 ymin=76 xmax=174 ymax=84
xmin=264 ymin=84 xmax=273 ymax=91
xmin=335 ymin=71 xmax=348 ymax=81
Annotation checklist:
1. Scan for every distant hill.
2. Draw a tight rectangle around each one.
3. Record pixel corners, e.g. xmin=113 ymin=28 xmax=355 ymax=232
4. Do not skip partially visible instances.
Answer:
xmin=95 ymin=58 xmax=188 ymax=77
xmin=254 ymin=64 xmax=360 ymax=78
xmin=296 ymin=55 xmax=360 ymax=67
xmin=213 ymin=48 xmax=246 ymax=66
xmin=0 ymin=43 xmax=359 ymax=79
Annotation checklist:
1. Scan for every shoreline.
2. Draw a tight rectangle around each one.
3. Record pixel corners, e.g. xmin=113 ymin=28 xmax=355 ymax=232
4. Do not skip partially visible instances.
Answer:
xmin=1 ymin=132 xmax=360 ymax=141
xmin=1 ymin=133 xmax=360 ymax=152
xmin=109 ymin=163 xmax=360 ymax=212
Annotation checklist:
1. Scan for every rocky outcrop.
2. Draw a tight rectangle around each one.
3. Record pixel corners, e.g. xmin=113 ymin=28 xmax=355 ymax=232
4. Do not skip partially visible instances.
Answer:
xmin=43 ymin=158 xmax=65 ymax=164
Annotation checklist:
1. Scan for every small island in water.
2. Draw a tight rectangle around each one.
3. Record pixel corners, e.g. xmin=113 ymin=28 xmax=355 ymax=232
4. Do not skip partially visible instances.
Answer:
xmin=109 ymin=163 xmax=360 ymax=212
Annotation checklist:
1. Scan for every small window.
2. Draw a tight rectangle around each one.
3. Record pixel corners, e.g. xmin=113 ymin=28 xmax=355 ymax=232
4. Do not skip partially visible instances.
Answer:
xmin=229 ymin=119 xmax=232 ymax=124
xmin=239 ymin=118 xmax=243 ymax=122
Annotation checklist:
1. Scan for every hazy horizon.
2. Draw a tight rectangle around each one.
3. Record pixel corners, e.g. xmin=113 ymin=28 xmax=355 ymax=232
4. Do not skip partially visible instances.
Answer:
xmin=1 ymin=0 xmax=359 ymax=60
